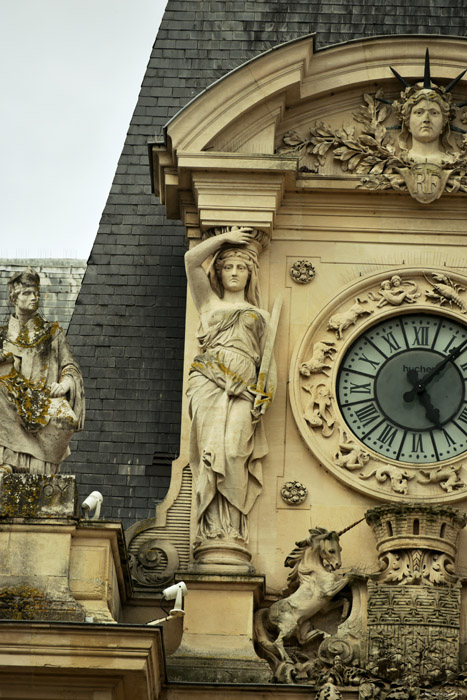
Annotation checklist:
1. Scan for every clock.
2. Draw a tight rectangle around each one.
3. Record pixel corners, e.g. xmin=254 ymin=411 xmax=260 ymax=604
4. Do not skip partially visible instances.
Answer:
xmin=290 ymin=268 xmax=467 ymax=502
xmin=336 ymin=312 xmax=467 ymax=465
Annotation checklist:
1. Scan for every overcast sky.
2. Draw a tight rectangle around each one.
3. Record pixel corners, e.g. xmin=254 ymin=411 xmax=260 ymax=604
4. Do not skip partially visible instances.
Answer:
xmin=1 ymin=0 xmax=166 ymax=261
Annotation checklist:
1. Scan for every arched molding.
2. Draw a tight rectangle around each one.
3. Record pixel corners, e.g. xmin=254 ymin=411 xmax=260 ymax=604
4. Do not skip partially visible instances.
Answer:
xmin=151 ymin=35 xmax=467 ymax=228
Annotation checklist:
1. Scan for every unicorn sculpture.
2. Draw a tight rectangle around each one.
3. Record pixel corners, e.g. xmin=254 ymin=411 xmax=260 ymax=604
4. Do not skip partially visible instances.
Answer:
xmin=254 ymin=522 xmax=363 ymax=678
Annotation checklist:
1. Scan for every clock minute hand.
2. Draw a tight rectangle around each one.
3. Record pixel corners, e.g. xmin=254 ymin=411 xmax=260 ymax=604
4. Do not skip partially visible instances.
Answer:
xmin=404 ymin=338 xmax=467 ymax=403
xmin=418 ymin=336 xmax=467 ymax=391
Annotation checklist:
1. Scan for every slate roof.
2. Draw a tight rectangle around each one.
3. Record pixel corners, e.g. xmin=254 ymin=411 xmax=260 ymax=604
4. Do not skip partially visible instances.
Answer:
xmin=66 ymin=0 xmax=467 ymax=527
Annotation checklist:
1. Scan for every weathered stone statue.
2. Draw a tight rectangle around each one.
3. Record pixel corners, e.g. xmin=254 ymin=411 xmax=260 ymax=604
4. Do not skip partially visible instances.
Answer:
xmin=396 ymin=84 xmax=455 ymax=165
xmin=0 ymin=268 xmax=84 ymax=475
xmin=254 ymin=529 xmax=353 ymax=670
xmin=254 ymin=526 xmax=364 ymax=683
xmin=185 ymin=228 xmax=276 ymax=554
xmin=254 ymin=507 xmax=467 ymax=692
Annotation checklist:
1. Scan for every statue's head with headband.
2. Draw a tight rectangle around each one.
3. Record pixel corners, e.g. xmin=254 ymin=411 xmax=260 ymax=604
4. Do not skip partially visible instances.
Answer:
xmin=388 ymin=50 xmax=466 ymax=158
xmin=8 ymin=267 xmax=40 ymax=306
xmin=395 ymin=85 xmax=455 ymax=155
xmin=206 ymin=229 xmax=266 ymax=307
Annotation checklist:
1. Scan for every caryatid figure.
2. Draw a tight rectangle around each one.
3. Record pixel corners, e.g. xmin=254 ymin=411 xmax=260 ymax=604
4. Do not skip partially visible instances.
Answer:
xmin=185 ymin=228 xmax=278 ymax=552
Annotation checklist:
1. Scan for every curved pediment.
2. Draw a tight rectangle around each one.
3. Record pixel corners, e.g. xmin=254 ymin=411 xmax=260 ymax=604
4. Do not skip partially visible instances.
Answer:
xmin=152 ymin=35 xmax=467 ymax=222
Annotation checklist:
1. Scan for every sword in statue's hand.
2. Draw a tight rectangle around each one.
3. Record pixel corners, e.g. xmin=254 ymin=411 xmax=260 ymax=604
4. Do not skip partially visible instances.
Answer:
xmin=251 ymin=295 xmax=282 ymax=418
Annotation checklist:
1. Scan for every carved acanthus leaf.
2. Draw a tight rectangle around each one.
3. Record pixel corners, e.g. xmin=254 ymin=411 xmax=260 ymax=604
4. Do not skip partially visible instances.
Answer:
xmin=278 ymin=90 xmax=400 ymax=176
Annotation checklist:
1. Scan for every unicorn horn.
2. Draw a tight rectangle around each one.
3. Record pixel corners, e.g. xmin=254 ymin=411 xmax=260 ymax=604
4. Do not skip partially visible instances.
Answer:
xmin=337 ymin=516 xmax=366 ymax=537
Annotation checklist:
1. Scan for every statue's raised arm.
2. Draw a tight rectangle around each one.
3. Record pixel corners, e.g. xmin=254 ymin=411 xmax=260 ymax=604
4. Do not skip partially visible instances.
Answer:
xmin=0 ymin=267 xmax=84 ymax=477
xmin=185 ymin=227 xmax=256 ymax=314
xmin=185 ymin=228 xmax=277 ymax=564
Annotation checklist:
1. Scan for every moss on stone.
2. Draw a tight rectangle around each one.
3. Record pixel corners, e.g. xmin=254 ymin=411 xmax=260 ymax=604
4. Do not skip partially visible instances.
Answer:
xmin=0 ymin=584 xmax=84 ymax=622
xmin=0 ymin=474 xmax=77 ymax=518
xmin=0 ymin=475 xmax=42 ymax=517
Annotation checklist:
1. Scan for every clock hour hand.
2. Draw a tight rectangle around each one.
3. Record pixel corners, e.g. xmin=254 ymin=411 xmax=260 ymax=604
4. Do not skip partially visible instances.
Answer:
xmin=403 ymin=369 xmax=423 ymax=403
xmin=417 ymin=389 xmax=441 ymax=428
xmin=403 ymin=368 xmax=441 ymax=427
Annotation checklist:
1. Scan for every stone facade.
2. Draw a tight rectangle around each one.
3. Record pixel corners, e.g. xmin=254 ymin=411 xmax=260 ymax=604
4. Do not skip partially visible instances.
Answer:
xmin=133 ymin=31 xmax=467 ymax=693
xmin=7 ymin=3 xmax=467 ymax=698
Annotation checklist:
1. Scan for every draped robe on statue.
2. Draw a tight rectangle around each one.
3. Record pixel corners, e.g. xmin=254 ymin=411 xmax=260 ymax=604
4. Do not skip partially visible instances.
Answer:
xmin=187 ymin=304 xmax=269 ymax=541
xmin=0 ymin=314 xmax=85 ymax=474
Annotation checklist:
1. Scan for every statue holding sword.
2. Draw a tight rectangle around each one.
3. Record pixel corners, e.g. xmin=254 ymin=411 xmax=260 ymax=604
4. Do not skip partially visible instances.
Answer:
xmin=185 ymin=227 xmax=281 ymax=545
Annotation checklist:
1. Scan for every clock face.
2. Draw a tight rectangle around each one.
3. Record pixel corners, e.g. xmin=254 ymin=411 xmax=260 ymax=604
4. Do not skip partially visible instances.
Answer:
xmin=337 ymin=313 xmax=467 ymax=464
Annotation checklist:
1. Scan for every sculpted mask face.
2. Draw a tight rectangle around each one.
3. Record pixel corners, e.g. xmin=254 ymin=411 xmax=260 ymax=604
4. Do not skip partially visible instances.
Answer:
xmin=220 ymin=258 xmax=250 ymax=293
xmin=409 ymin=99 xmax=444 ymax=144
xmin=14 ymin=285 xmax=40 ymax=316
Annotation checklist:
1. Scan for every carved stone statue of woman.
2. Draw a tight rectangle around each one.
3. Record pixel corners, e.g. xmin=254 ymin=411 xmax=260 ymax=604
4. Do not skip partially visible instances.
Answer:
xmin=0 ymin=267 xmax=84 ymax=476
xmin=397 ymin=85 xmax=456 ymax=165
xmin=185 ymin=228 xmax=276 ymax=557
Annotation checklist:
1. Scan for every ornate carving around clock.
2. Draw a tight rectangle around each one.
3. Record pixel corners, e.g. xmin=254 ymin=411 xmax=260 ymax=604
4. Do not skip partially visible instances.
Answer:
xmin=277 ymin=51 xmax=467 ymax=204
xmin=417 ymin=462 xmax=465 ymax=492
xmin=359 ymin=464 xmax=414 ymax=495
xmin=302 ymin=382 xmax=335 ymax=437
xmin=368 ymin=275 xmax=420 ymax=307
xmin=334 ymin=428 xmax=370 ymax=470
xmin=425 ymin=273 xmax=467 ymax=313
xmin=290 ymin=267 xmax=467 ymax=503
xmin=327 ymin=298 xmax=372 ymax=340
xmin=300 ymin=341 xmax=336 ymax=377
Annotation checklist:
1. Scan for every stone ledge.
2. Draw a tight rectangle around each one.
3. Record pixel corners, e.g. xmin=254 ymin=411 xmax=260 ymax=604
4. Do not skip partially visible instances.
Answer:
xmin=166 ymin=655 xmax=272 ymax=684
xmin=175 ymin=573 xmax=266 ymax=602
xmin=0 ymin=621 xmax=165 ymax=700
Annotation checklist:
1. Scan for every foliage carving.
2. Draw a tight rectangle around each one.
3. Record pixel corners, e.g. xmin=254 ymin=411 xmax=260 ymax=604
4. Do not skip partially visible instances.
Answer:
xmin=278 ymin=79 xmax=467 ymax=204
